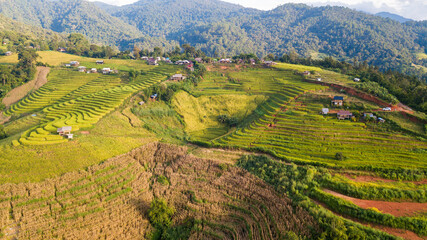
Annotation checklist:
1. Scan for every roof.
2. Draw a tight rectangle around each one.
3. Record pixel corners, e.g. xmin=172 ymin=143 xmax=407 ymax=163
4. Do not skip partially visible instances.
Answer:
xmin=57 ymin=126 xmax=72 ymax=132
xmin=150 ymin=94 xmax=158 ymax=98
xmin=78 ymin=66 xmax=86 ymax=69
xmin=172 ymin=74 xmax=183 ymax=78
xmin=102 ymin=68 xmax=111 ymax=71
xmin=337 ymin=110 xmax=352 ymax=115
xmin=333 ymin=96 xmax=344 ymax=101
xmin=322 ymin=108 xmax=329 ymax=113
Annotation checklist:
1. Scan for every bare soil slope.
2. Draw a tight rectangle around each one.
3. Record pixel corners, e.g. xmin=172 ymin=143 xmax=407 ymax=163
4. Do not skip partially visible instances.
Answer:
xmin=0 ymin=143 xmax=319 ymax=239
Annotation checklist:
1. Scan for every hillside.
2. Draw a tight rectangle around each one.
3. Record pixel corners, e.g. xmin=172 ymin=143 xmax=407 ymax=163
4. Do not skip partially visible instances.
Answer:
xmin=0 ymin=0 xmax=142 ymax=45
xmin=375 ymin=12 xmax=412 ymax=23
xmin=0 ymin=15 xmax=64 ymax=41
xmin=0 ymin=51 xmax=426 ymax=239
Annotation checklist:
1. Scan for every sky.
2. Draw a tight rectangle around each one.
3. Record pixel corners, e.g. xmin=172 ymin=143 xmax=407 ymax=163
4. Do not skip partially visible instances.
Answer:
xmin=88 ymin=0 xmax=427 ymax=21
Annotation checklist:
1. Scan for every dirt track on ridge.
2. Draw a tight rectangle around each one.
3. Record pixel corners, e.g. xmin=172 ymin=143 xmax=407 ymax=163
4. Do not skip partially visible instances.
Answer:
xmin=323 ymin=189 xmax=427 ymax=217
xmin=2 ymin=67 xmax=50 ymax=107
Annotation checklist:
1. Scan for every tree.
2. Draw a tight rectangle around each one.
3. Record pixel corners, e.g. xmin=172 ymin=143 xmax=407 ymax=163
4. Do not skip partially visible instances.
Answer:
xmin=133 ymin=46 xmax=141 ymax=59
xmin=148 ymin=198 xmax=175 ymax=228
xmin=335 ymin=152 xmax=346 ymax=161
xmin=0 ymin=125 xmax=6 ymax=139
xmin=17 ymin=47 xmax=38 ymax=69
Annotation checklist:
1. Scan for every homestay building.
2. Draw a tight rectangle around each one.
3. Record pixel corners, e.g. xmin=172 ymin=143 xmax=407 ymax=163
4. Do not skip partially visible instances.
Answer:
xmin=264 ymin=61 xmax=277 ymax=67
xmin=147 ymin=58 xmax=158 ymax=65
xmin=78 ymin=66 xmax=86 ymax=72
xmin=170 ymin=74 xmax=186 ymax=81
xmin=70 ymin=61 xmax=80 ymax=67
xmin=57 ymin=126 xmax=72 ymax=136
xmin=96 ymin=60 xmax=104 ymax=65
xmin=337 ymin=110 xmax=352 ymax=120
xmin=102 ymin=68 xmax=112 ymax=74
xmin=331 ymin=96 xmax=344 ymax=106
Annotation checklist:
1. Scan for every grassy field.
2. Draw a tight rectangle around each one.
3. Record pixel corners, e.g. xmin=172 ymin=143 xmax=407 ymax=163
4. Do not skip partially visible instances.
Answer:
xmin=194 ymin=65 xmax=427 ymax=172
xmin=0 ymin=54 xmax=18 ymax=64
xmin=172 ymin=91 xmax=265 ymax=140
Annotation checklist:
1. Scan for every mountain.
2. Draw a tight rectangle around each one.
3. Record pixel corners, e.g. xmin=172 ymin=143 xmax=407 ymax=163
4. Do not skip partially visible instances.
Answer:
xmin=108 ymin=0 xmax=249 ymax=37
xmin=375 ymin=12 xmax=412 ymax=23
xmin=0 ymin=14 xmax=64 ymax=41
xmin=0 ymin=0 xmax=143 ymax=45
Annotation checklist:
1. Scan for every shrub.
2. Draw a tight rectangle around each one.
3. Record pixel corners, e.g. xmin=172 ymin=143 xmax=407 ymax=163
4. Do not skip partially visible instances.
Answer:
xmin=148 ymin=198 xmax=175 ymax=228
xmin=335 ymin=152 xmax=346 ymax=161
xmin=0 ymin=125 xmax=6 ymax=139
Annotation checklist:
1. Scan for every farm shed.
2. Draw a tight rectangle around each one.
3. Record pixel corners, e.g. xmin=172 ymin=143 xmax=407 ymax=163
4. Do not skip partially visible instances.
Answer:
xmin=302 ymin=71 xmax=310 ymax=76
xmin=96 ymin=60 xmax=104 ymax=64
xmin=337 ymin=110 xmax=352 ymax=120
xmin=170 ymin=74 xmax=186 ymax=81
xmin=354 ymin=78 xmax=361 ymax=82
xmin=331 ymin=96 xmax=344 ymax=106
xmin=90 ymin=68 xmax=97 ymax=73
xmin=57 ymin=126 xmax=72 ymax=136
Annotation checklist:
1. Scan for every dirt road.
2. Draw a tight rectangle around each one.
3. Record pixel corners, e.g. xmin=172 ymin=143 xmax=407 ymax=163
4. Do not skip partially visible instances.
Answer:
xmin=2 ymin=67 xmax=50 ymax=107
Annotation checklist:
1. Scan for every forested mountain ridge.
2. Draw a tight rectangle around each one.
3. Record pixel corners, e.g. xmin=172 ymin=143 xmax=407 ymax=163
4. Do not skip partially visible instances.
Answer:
xmin=0 ymin=0 xmax=425 ymax=79
xmin=0 ymin=0 xmax=143 ymax=46
xmin=107 ymin=0 xmax=248 ymax=38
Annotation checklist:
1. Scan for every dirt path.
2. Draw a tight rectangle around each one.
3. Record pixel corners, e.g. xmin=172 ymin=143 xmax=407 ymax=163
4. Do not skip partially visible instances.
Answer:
xmin=323 ymin=189 xmax=427 ymax=217
xmin=2 ymin=67 xmax=50 ymax=107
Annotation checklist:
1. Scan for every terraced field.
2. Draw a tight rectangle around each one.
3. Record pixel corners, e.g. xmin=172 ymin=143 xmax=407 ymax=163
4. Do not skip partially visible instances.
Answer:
xmin=5 ymin=65 xmax=176 ymax=146
xmin=0 ymin=143 xmax=318 ymax=239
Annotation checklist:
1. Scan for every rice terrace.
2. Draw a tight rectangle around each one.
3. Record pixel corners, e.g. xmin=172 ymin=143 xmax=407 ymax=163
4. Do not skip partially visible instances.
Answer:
xmin=0 ymin=3 xmax=426 ymax=238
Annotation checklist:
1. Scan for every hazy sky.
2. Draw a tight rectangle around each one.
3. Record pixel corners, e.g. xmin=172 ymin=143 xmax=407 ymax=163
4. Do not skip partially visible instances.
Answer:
xmin=88 ymin=0 xmax=427 ymax=20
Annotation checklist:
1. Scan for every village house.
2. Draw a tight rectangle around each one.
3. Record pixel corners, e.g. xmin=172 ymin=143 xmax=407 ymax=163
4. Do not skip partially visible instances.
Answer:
xmin=102 ymin=68 xmax=112 ymax=74
xmin=264 ymin=61 xmax=277 ymax=67
xmin=170 ymin=74 xmax=186 ymax=81
xmin=331 ymin=96 xmax=344 ymax=106
xmin=302 ymin=71 xmax=311 ymax=76
xmin=141 ymin=56 xmax=149 ymax=60
xmin=317 ymin=78 xmax=322 ymax=82
xmin=147 ymin=58 xmax=158 ymax=65
xmin=150 ymin=93 xmax=158 ymax=100
xmin=337 ymin=110 xmax=352 ymax=120
xmin=78 ymin=66 xmax=87 ymax=72
xmin=96 ymin=60 xmax=104 ymax=65
xmin=4 ymin=51 xmax=12 ymax=56
xmin=175 ymin=60 xmax=190 ymax=65
xmin=378 ymin=117 xmax=386 ymax=123
xmin=65 ymin=64 xmax=71 ymax=67
xmin=354 ymin=78 xmax=361 ymax=82
xmin=57 ymin=47 xmax=66 ymax=52
xmin=250 ymin=59 xmax=256 ymax=65
xmin=219 ymin=58 xmax=232 ymax=63
xmin=321 ymin=108 xmax=329 ymax=115
xmin=363 ymin=113 xmax=377 ymax=120
xmin=70 ymin=61 xmax=80 ymax=67
xmin=57 ymin=126 xmax=72 ymax=136
xmin=90 ymin=68 xmax=97 ymax=73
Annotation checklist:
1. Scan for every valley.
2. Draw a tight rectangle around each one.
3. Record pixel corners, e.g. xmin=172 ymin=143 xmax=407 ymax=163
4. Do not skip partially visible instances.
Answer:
xmin=0 ymin=49 xmax=425 ymax=239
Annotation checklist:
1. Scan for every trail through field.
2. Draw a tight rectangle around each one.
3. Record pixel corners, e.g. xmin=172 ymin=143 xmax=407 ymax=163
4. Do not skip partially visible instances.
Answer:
xmin=2 ymin=67 xmax=50 ymax=107
xmin=323 ymin=189 xmax=427 ymax=217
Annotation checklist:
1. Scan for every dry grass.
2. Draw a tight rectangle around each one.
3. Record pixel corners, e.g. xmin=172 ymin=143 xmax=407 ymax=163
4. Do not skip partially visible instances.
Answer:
xmin=2 ymin=67 xmax=50 ymax=106
xmin=0 ymin=143 xmax=319 ymax=239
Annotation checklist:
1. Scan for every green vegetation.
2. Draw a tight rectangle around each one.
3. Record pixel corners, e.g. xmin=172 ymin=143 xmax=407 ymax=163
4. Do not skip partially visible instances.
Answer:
xmin=237 ymin=155 xmax=401 ymax=240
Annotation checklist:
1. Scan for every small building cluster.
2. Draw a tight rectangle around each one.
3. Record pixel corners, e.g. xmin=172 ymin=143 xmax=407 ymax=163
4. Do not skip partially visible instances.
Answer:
xmin=219 ymin=58 xmax=232 ymax=64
